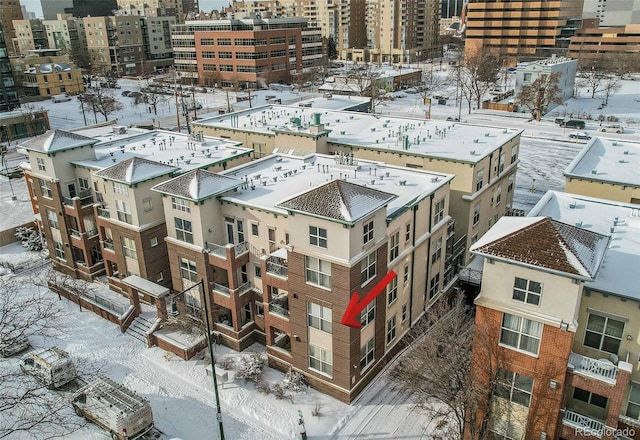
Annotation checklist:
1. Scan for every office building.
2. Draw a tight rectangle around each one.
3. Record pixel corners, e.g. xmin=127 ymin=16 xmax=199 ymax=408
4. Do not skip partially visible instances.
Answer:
xmin=41 ymin=0 xmax=74 ymax=20
xmin=116 ymin=0 xmax=199 ymax=23
xmin=0 ymin=22 xmax=19 ymax=111
xmin=0 ymin=0 xmax=24 ymax=55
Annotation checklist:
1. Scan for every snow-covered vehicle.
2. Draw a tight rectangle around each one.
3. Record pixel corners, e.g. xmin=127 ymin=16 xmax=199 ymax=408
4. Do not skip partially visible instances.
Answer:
xmin=20 ymin=347 xmax=77 ymax=388
xmin=0 ymin=332 xmax=30 ymax=357
xmin=72 ymin=374 xmax=154 ymax=440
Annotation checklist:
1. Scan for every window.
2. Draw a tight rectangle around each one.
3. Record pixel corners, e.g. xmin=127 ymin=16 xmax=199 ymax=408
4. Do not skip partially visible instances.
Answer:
xmin=360 ymin=302 xmax=375 ymax=327
xmin=113 ymin=181 xmax=128 ymax=195
xmin=115 ymin=199 xmax=132 ymax=224
xmin=171 ymin=197 xmax=190 ymax=213
xmin=573 ymin=388 xmax=608 ymax=409
xmin=53 ymin=241 xmax=65 ymax=260
xmin=46 ymin=209 xmax=59 ymax=229
xmin=523 ymin=73 xmax=532 ymax=82
xmin=36 ymin=157 xmax=46 ymax=171
xmin=363 ymin=219 xmax=374 ymax=244
xmin=402 ymin=304 xmax=407 ymax=322
xmin=200 ymin=38 xmax=214 ymax=45
xmin=40 ymin=179 xmax=52 ymax=198
xmin=217 ymin=38 xmax=231 ymax=45
xmin=511 ymin=146 xmax=518 ymax=164
xmin=388 ymin=276 xmax=398 ymax=304
xmin=512 ymin=277 xmax=542 ymax=306
xmin=626 ymin=382 xmax=640 ymax=419
xmin=179 ymin=257 xmax=197 ymax=286
xmin=309 ymin=344 xmax=332 ymax=376
xmin=251 ymin=223 xmax=259 ymax=236
xmin=78 ymin=177 xmax=89 ymax=191
xmin=268 ymin=227 xmax=276 ymax=248
xmin=387 ymin=315 xmax=396 ymax=344
xmin=429 ymin=273 xmax=440 ymax=299
xmin=361 ymin=252 xmax=376 ymax=285
xmin=150 ymin=237 xmax=158 ymax=247
xmin=473 ymin=202 xmax=481 ymax=226
xmin=256 ymin=302 xmax=264 ymax=317
xmin=360 ymin=337 xmax=375 ymax=371
xmin=309 ymin=226 xmax=327 ymax=248
xmin=496 ymin=186 xmax=502 ymax=205
xmin=498 ymin=153 xmax=505 ymax=174
xmin=433 ymin=198 xmax=445 ymax=225
xmin=403 ymin=265 xmax=409 ymax=283
xmin=431 ymin=237 xmax=442 ymax=264
xmin=405 ymin=223 xmax=411 ymax=242
xmin=584 ymin=313 xmax=624 ymax=354
xmin=494 ymin=368 xmax=534 ymax=407
xmin=143 ymin=197 xmax=152 ymax=211
xmin=500 ymin=313 xmax=542 ymax=355
xmin=389 ymin=231 xmax=399 ymax=261
xmin=508 ymin=175 xmax=514 ymax=192
xmin=254 ymin=264 xmax=261 ymax=278
xmin=476 ymin=169 xmax=484 ymax=191
xmin=174 ymin=217 xmax=193 ymax=244
xmin=307 ymin=302 xmax=332 ymax=333
xmin=305 ymin=256 xmax=331 ymax=289
xmin=122 ymin=237 xmax=137 ymax=260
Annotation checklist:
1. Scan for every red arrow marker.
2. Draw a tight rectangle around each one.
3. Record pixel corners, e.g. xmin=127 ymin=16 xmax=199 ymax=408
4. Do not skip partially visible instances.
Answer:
xmin=341 ymin=270 xmax=397 ymax=328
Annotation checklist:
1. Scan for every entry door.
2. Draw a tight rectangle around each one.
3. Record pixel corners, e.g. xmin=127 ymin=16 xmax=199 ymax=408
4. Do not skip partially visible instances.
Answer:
xmin=225 ymin=218 xmax=235 ymax=244
xmin=67 ymin=182 xmax=77 ymax=198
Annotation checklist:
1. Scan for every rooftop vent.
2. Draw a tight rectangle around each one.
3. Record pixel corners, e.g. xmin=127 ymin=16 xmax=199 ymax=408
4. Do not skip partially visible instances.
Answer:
xmin=569 ymin=202 xmax=577 ymax=209
xmin=591 ymin=169 xmax=597 ymax=175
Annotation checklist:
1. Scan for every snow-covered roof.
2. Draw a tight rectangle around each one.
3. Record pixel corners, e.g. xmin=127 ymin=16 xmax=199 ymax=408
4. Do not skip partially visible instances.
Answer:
xmin=294 ymin=95 xmax=371 ymax=111
xmin=195 ymin=105 xmax=521 ymax=164
xmin=470 ymin=216 xmax=609 ymax=280
xmin=67 ymin=126 xmax=252 ymax=174
xmin=564 ymin=137 xmax=640 ymax=188
xmin=20 ymin=129 xmax=97 ymax=154
xmin=218 ymin=151 xmax=453 ymax=221
xmin=94 ymin=157 xmax=177 ymax=185
xmin=152 ymin=169 xmax=243 ymax=202
xmin=277 ymin=179 xmax=397 ymax=224
xmin=530 ymin=191 xmax=640 ymax=301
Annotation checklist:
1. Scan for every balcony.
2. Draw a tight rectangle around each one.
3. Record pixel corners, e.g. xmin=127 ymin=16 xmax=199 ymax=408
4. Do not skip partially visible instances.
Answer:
xmin=86 ymin=228 xmax=98 ymax=238
xmin=268 ymin=294 xmax=289 ymax=318
xmin=97 ymin=207 xmax=110 ymax=219
xmin=569 ymin=352 xmax=618 ymax=383
xmin=62 ymin=190 xmax=94 ymax=209
xmin=266 ymin=257 xmax=288 ymax=278
xmin=69 ymin=229 xmax=81 ymax=239
xmin=103 ymin=239 xmax=115 ymax=251
xmin=211 ymin=282 xmax=230 ymax=297
xmin=562 ymin=409 xmax=610 ymax=438
xmin=205 ymin=240 xmax=249 ymax=260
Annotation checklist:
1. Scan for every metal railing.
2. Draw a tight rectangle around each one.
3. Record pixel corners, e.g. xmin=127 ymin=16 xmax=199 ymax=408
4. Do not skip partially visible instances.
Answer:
xmin=205 ymin=242 xmax=227 ymax=258
xmin=211 ymin=282 xmax=230 ymax=296
xmin=103 ymin=240 xmax=115 ymax=251
xmin=79 ymin=289 xmax=126 ymax=315
xmin=237 ymin=282 xmax=253 ymax=296
xmin=86 ymin=228 xmax=98 ymax=238
xmin=266 ymin=260 xmax=288 ymax=278
xmin=268 ymin=301 xmax=289 ymax=318
xmin=234 ymin=241 xmax=248 ymax=256
xmin=97 ymin=207 xmax=110 ymax=218
xmin=569 ymin=352 xmax=618 ymax=382
xmin=563 ymin=409 xmax=605 ymax=436
xmin=458 ymin=267 xmax=483 ymax=285
xmin=69 ymin=229 xmax=81 ymax=238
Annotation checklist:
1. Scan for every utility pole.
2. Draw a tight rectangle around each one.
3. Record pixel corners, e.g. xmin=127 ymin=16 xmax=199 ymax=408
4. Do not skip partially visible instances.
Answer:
xmin=225 ymin=89 xmax=231 ymax=113
xmin=174 ymin=68 xmax=181 ymax=132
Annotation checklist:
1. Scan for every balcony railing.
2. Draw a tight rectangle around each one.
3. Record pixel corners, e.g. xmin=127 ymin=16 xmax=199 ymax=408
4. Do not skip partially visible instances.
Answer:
xmin=69 ymin=229 xmax=81 ymax=238
xmin=569 ymin=352 xmax=618 ymax=382
xmin=63 ymin=190 xmax=94 ymax=208
xmin=205 ymin=241 xmax=249 ymax=259
xmin=97 ymin=207 xmax=110 ymax=218
xmin=266 ymin=256 xmax=288 ymax=278
xmin=103 ymin=239 xmax=115 ymax=251
xmin=237 ymin=282 xmax=253 ymax=296
xmin=563 ymin=409 xmax=605 ymax=437
xmin=234 ymin=241 xmax=248 ymax=256
xmin=269 ymin=301 xmax=289 ymax=318
xmin=211 ymin=282 xmax=230 ymax=296
xmin=86 ymin=228 xmax=98 ymax=238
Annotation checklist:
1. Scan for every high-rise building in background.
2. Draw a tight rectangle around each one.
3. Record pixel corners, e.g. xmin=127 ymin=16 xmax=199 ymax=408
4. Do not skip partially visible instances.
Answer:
xmin=230 ymin=0 xmax=440 ymax=64
xmin=464 ymin=0 xmax=584 ymax=64
xmin=0 ymin=22 xmax=19 ymax=111
xmin=582 ymin=0 xmax=640 ymax=27
xmin=41 ymin=0 xmax=74 ymax=20
xmin=116 ymin=0 xmax=199 ymax=23
xmin=441 ymin=0 xmax=463 ymax=19
xmin=0 ymin=0 xmax=24 ymax=55
xmin=72 ymin=0 xmax=118 ymax=18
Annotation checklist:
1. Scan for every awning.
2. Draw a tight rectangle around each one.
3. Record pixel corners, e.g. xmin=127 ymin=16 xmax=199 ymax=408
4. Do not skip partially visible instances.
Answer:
xmin=270 ymin=247 xmax=288 ymax=259
xmin=122 ymin=275 xmax=169 ymax=298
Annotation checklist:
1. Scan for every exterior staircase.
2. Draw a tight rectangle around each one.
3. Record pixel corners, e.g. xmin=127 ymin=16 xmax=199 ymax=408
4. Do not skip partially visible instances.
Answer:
xmin=125 ymin=315 xmax=155 ymax=343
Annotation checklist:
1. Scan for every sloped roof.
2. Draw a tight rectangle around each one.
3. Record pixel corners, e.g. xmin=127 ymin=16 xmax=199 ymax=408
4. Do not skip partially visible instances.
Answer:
xmin=20 ymin=129 xmax=97 ymax=154
xmin=151 ymin=169 xmax=243 ymax=202
xmin=277 ymin=179 xmax=397 ymax=224
xmin=94 ymin=157 xmax=177 ymax=184
xmin=470 ymin=217 xmax=609 ymax=280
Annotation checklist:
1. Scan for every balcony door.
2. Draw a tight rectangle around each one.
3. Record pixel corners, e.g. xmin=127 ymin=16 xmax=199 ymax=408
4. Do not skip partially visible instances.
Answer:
xmin=225 ymin=217 xmax=245 ymax=245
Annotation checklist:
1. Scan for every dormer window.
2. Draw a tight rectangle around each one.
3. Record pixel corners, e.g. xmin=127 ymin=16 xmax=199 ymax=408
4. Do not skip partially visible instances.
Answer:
xmin=513 ymin=277 xmax=542 ymax=306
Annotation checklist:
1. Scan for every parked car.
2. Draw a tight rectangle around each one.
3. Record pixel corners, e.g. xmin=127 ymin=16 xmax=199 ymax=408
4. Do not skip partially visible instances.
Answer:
xmin=72 ymin=374 xmax=154 ymax=440
xmin=600 ymin=124 xmax=624 ymax=133
xmin=121 ymin=90 xmax=131 ymax=97
xmin=186 ymin=102 xmax=203 ymax=111
xmin=560 ymin=119 xmax=586 ymax=129
xmin=0 ymin=332 xmax=30 ymax=357
xmin=51 ymin=94 xmax=71 ymax=103
xmin=20 ymin=347 xmax=77 ymax=388
xmin=569 ymin=131 xmax=592 ymax=140
xmin=128 ymin=91 xmax=142 ymax=98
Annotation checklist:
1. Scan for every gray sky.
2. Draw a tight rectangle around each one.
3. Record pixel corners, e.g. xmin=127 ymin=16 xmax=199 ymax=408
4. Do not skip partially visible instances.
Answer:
xmin=20 ymin=0 xmax=230 ymax=18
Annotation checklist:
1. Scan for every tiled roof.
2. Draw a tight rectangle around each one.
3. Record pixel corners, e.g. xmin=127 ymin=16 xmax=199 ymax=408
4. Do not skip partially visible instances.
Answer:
xmin=94 ymin=157 xmax=177 ymax=184
xmin=20 ymin=129 xmax=97 ymax=154
xmin=471 ymin=217 xmax=609 ymax=279
xmin=151 ymin=169 xmax=243 ymax=201
xmin=277 ymin=179 xmax=397 ymax=223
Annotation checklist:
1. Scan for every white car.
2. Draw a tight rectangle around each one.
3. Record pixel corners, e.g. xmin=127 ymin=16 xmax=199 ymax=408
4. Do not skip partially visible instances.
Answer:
xmin=569 ymin=132 xmax=592 ymax=140
xmin=600 ymin=124 xmax=624 ymax=133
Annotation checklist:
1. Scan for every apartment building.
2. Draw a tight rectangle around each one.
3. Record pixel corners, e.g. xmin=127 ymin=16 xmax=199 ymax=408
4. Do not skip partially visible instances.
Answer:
xmin=116 ymin=0 xmax=199 ymax=23
xmin=466 ymin=190 xmax=640 ymax=440
xmin=564 ymin=137 xmax=640 ymax=204
xmin=0 ymin=109 xmax=50 ymax=142
xmin=0 ymin=0 xmax=23 ymax=55
xmin=567 ymin=20 xmax=640 ymax=62
xmin=464 ymin=0 xmax=584 ymax=64
xmin=230 ymin=0 xmax=439 ymax=64
xmin=13 ymin=19 xmax=49 ymax=54
xmin=152 ymin=151 xmax=454 ymax=402
xmin=19 ymin=126 xmax=252 ymax=289
xmin=170 ymin=17 xmax=324 ymax=88
xmin=515 ymin=57 xmax=578 ymax=107
xmin=22 ymin=62 xmax=84 ymax=97
xmin=582 ymin=0 xmax=640 ymax=27
xmin=193 ymin=106 xmax=522 ymax=267
xmin=0 ymin=22 xmax=20 ymax=112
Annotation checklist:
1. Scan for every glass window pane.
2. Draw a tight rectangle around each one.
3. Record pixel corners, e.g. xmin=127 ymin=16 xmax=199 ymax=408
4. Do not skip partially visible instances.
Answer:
xmin=604 ymin=319 xmax=624 ymax=338
xmin=587 ymin=314 xmax=605 ymax=332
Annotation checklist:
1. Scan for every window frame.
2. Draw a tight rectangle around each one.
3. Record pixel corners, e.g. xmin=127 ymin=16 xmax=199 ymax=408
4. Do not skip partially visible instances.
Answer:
xmin=309 ymin=343 xmax=333 ymax=376
xmin=174 ymin=217 xmax=194 ymax=244
xmin=584 ymin=313 xmax=625 ymax=354
xmin=360 ymin=301 xmax=375 ymax=327
xmin=389 ymin=231 xmax=399 ymax=261
xmin=309 ymin=225 xmax=327 ymax=248
xmin=305 ymin=256 xmax=332 ymax=289
xmin=122 ymin=237 xmax=137 ymax=260
xmin=307 ymin=302 xmax=332 ymax=333
xmin=360 ymin=337 xmax=375 ymax=371
xmin=363 ymin=219 xmax=374 ymax=244
xmin=386 ymin=315 xmax=397 ymax=344
xmin=433 ymin=198 xmax=445 ymax=225
xmin=499 ymin=313 xmax=542 ymax=355
xmin=171 ymin=197 xmax=190 ymax=213
xmin=360 ymin=252 xmax=376 ymax=285
xmin=387 ymin=276 xmax=398 ymax=305
xmin=512 ymin=277 xmax=542 ymax=306
xmin=625 ymin=382 xmax=640 ymax=419
xmin=431 ymin=236 xmax=442 ymax=264
xmin=494 ymin=368 xmax=534 ymax=408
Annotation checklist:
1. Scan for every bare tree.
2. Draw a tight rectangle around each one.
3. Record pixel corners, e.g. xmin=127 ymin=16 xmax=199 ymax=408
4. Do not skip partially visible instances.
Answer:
xmin=418 ymin=68 xmax=450 ymax=103
xmin=577 ymin=58 xmax=607 ymax=99
xmin=0 ymin=273 xmax=86 ymax=439
xmin=348 ymin=64 xmax=386 ymax=112
xmin=136 ymin=80 xmax=168 ymax=115
xmin=601 ymin=74 xmax=621 ymax=105
xmin=459 ymin=47 xmax=501 ymax=110
xmin=80 ymin=87 xmax=125 ymax=122
xmin=515 ymin=72 xmax=563 ymax=121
